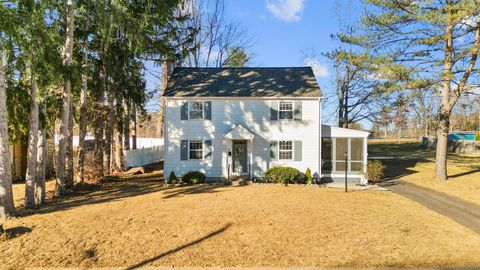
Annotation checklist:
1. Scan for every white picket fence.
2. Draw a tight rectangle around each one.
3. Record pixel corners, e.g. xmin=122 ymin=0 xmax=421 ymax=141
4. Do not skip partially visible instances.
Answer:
xmin=124 ymin=145 xmax=164 ymax=168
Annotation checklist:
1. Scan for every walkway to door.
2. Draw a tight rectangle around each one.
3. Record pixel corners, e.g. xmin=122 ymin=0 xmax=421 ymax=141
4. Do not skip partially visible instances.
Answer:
xmin=381 ymin=180 xmax=480 ymax=234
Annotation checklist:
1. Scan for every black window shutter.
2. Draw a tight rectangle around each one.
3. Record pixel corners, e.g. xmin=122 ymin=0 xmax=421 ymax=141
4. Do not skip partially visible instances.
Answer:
xmin=294 ymin=140 xmax=302 ymax=161
xmin=180 ymin=101 xmax=188 ymax=120
xmin=270 ymin=141 xmax=278 ymax=161
xmin=204 ymin=101 xmax=212 ymax=120
xmin=294 ymin=101 xmax=302 ymax=120
xmin=203 ymin=140 xmax=212 ymax=160
xmin=181 ymin=140 xmax=188 ymax=160
xmin=270 ymin=101 xmax=278 ymax=120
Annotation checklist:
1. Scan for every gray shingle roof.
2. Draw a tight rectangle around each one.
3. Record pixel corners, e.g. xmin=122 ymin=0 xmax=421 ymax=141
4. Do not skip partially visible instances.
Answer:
xmin=162 ymin=67 xmax=322 ymax=97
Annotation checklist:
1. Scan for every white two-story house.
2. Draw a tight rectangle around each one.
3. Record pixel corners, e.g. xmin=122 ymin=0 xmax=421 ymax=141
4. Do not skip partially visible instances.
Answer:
xmin=162 ymin=67 xmax=369 ymax=184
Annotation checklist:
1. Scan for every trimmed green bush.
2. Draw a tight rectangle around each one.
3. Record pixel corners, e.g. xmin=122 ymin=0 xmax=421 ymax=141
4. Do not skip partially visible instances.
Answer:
xmin=476 ymin=133 xmax=480 ymax=141
xmin=265 ymin=166 xmax=300 ymax=184
xmin=182 ymin=171 xmax=206 ymax=185
xmin=305 ymin=168 xmax=313 ymax=184
xmin=168 ymin=171 xmax=178 ymax=184
xmin=367 ymin=160 xmax=384 ymax=183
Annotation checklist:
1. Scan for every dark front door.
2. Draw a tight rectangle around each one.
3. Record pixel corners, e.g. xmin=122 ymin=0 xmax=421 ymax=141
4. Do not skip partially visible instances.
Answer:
xmin=233 ymin=140 xmax=248 ymax=174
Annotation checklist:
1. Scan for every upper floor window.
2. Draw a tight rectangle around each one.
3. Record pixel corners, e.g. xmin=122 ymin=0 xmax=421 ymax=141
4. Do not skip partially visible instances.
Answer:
xmin=189 ymin=140 xmax=203 ymax=159
xmin=189 ymin=101 xmax=204 ymax=120
xmin=279 ymin=140 xmax=293 ymax=160
xmin=279 ymin=101 xmax=293 ymax=120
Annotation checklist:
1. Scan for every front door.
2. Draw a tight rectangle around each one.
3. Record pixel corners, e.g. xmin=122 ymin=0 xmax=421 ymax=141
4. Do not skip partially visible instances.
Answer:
xmin=232 ymin=140 xmax=248 ymax=174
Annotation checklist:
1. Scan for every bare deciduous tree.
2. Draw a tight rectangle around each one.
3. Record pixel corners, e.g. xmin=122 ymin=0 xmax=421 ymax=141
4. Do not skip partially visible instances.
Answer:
xmin=179 ymin=0 xmax=252 ymax=68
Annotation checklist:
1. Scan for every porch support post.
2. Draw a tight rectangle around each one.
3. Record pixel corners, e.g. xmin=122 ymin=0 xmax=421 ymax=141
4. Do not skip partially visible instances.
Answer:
xmin=250 ymin=139 xmax=253 ymax=179
xmin=362 ymin=137 xmax=368 ymax=184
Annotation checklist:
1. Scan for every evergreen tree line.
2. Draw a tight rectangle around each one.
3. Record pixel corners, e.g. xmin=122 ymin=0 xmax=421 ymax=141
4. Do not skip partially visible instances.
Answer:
xmin=0 ymin=0 xmax=251 ymax=227
xmin=0 ymin=0 xmax=195 ymax=223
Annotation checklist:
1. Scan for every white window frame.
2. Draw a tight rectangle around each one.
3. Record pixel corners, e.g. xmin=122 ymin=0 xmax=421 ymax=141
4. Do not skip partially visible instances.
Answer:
xmin=188 ymin=140 xmax=204 ymax=160
xmin=278 ymin=101 xmax=294 ymax=120
xmin=278 ymin=140 xmax=293 ymax=160
xmin=188 ymin=101 xmax=204 ymax=120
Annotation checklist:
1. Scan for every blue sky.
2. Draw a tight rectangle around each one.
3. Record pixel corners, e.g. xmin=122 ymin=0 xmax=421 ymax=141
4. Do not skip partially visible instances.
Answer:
xmin=145 ymin=0 xmax=359 ymax=125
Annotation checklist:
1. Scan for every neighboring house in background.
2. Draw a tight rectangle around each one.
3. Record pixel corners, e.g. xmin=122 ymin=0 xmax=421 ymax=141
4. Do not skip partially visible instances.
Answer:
xmin=162 ymin=67 xmax=369 ymax=184
xmin=9 ymin=139 xmax=27 ymax=181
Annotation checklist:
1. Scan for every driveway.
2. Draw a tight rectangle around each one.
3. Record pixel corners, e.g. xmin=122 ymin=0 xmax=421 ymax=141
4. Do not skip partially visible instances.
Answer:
xmin=381 ymin=180 xmax=480 ymax=234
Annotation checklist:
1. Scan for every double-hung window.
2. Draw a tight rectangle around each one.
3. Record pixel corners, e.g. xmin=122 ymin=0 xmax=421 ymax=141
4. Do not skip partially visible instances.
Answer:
xmin=189 ymin=140 xmax=203 ymax=159
xmin=279 ymin=101 xmax=293 ymax=120
xmin=279 ymin=140 xmax=293 ymax=160
xmin=189 ymin=101 xmax=204 ymax=120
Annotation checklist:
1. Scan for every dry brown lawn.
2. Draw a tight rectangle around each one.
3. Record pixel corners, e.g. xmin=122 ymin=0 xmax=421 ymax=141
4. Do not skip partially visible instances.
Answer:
xmin=369 ymin=140 xmax=480 ymax=205
xmin=2 ymin=165 xmax=480 ymax=269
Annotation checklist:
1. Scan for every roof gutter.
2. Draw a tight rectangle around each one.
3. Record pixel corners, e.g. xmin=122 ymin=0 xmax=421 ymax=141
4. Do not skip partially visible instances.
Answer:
xmin=162 ymin=96 xmax=323 ymax=101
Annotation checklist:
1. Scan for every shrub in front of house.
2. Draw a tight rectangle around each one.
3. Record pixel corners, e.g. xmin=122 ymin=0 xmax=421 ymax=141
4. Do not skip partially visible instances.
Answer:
xmin=367 ymin=160 xmax=384 ymax=183
xmin=305 ymin=168 xmax=313 ymax=184
xmin=265 ymin=166 xmax=300 ymax=184
xmin=168 ymin=171 xmax=178 ymax=185
xmin=182 ymin=171 xmax=206 ymax=185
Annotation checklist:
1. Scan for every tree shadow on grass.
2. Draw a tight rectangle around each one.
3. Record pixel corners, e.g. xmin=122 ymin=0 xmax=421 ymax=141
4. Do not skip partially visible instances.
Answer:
xmin=449 ymin=169 xmax=480 ymax=179
xmin=17 ymin=173 xmax=166 ymax=217
xmin=369 ymin=142 xmax=432 ymax=181
xmin=162 ymin=183 xmax=241 ymax=199
xmin=1 ymin=226 xmax=32 ymax=240
xmin=16 ymin=162 xmax=241 ymax=216
xmin=122 ymin=223 xmax=232 ymax=270
xmin=378 ymin=158 xmax=427 ymax=181
xmin=370 ymin=141 xmax=480 ymax=182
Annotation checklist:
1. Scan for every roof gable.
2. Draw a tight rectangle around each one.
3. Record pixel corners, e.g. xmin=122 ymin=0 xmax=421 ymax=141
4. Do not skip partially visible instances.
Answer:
xmin=163 ymin=67 xmax=322 ymax=98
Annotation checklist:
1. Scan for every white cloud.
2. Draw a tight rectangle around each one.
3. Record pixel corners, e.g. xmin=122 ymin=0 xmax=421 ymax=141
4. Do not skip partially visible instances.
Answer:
xmin=304 ymin=57 xmax=329 ymax=78
xmin=266 ymin=0 xmax=305 ymax=22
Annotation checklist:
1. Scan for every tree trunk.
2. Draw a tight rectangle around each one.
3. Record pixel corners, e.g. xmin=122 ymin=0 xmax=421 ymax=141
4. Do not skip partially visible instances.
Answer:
xmin=65 ymin=99 xmax=74 ymax=189
xmin=159 ymin=98 xmax=165 ymax=138
xmin=132 ymin=104 xmax=137 ymax=150
xmin=56 ymin=0 xmax=75 ymax=196
xmin=123 ymin=100 xmax=130 ymax=150
xmin=0 ymin=38 xmax=15 ymax=219
xmin=158 ymin=61 xmax=170 ymax=138
xmin=76 ymin=38 xmax=88 ymax=184
xmin=93 ymin=59 xmax=105 ymax=179
xmin=104 ymin=91 xmax=114 ymax=175
xmin=435 ymin=110 xmax=450 ymax=181
xmin=25 ymin=72 xmax=39 ymax=209
xmin=343 ymin=83 xmax=349 ymax=128
xmin=35 ymin=101 xmax=46 ymax=205
xmin=435 ymin=17 xmax=453 ymax=181
xmin=114 ymin=98 xmax=124 ymax=171
xmin=338 ymin=97 xmax=344 ymax=128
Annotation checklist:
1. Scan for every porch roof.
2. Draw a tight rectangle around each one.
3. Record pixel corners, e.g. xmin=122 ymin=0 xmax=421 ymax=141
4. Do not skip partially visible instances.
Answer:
xmin=321 ymin=125 xmax=370 ymax=138
xmin=224 ymin=125 xmax=255 ymax=140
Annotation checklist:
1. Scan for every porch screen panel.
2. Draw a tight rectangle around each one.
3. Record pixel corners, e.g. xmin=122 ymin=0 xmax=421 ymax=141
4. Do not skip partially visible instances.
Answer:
xmin=335 ymin=138 xmax=348 ymax=172
xmin=321 ymin=138 xmax=333 ymax=171
xmin=350 ymin=138 xmax=364 ymax=172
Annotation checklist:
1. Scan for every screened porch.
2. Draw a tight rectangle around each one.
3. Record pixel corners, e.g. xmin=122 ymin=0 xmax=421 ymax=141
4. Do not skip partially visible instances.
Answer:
xmin=320 ymin=125 xmax=369 ymax=184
